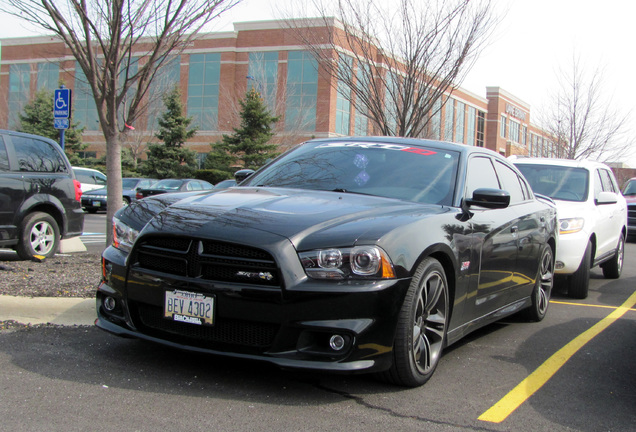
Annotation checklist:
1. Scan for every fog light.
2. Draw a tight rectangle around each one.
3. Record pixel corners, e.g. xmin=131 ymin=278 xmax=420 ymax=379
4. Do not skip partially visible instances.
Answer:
xmin=329 ymin=335 xmax=345 ymax=351
xmin=555 ymin=261 xmax=564 ymax=270
xmin=103 ymin=296 xmax=116 ymax=311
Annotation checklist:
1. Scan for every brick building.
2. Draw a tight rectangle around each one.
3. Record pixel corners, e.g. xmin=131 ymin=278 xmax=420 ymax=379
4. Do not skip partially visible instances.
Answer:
xmin=0 ymin=19 xmax=556 ymax=163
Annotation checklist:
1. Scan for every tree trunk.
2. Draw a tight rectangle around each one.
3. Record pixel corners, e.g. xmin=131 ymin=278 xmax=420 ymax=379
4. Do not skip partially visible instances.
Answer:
xmin=105 ymin=133 xmax=123 ymax=246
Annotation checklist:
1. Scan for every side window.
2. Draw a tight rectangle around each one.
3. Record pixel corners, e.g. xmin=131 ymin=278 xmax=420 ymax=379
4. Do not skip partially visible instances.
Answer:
xmin=594 ymin=170 xmax=603 ymax=198
xmin=0 ymin=136 xmax=9 ymax=171
xmin=95 ymin=172 xmax=107 ymax=186
xmin=599 ymin=169 xmax=617 ymax=193
xmin=494 ymin=161 xmax=525 ymax=204
xmin=75 ymin=170 xmax=95 ymax=184
xmin=465 ymin=156 xmax=500 ymax=198
xmin=13 ymin=136 xmax=66 ymax=173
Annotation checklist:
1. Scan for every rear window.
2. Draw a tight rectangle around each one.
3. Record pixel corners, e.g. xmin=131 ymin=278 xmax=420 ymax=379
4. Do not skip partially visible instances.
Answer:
xmin=13 ymin=136 xmax=67 ymax=173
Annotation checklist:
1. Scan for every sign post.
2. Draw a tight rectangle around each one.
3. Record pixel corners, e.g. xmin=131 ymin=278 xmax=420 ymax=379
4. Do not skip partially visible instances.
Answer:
xmin=53 ymin=85 xmax=72 ymax=149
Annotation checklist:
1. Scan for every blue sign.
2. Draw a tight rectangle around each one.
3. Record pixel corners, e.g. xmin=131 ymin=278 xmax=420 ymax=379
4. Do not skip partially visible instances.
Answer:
xmin=54 ymin=118 xmax=69 ymax=130
xmin=54 ymin=88 xmax=71 ymax=119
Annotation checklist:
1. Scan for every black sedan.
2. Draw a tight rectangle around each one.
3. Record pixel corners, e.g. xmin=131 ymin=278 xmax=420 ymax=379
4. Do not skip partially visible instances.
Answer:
xmin=136 ymin=178 xmax=214 ymax=199
xmin=96 ymin=137 xmax=557 ymax=387
xmin=81 ymin=178 xmax=157 ymax=213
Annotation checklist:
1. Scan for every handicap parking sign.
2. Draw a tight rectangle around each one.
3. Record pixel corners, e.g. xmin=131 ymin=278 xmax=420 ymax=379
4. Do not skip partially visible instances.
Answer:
xmin=54 ymin=88 xmax=72 ymax=119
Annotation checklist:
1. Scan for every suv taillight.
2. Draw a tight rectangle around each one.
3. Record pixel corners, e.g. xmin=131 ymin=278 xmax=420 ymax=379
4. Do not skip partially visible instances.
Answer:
xmin=73 ymin=179 xmax=82 ymax=201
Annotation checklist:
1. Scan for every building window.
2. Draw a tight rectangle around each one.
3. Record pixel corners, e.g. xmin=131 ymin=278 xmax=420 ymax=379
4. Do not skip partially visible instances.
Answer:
xmin=466 ymin=106 xmax=476 ymax=146
xmin=73 ymin=63 xmax=100 ymax=131
xmin=147 ymin=56 xmax=181 ymax=131
xmin=354 ymin=65 xmax=369 ymax=136
xmin=476 ymin=111 xmax=485 ymax=147
xmin=335 ymin=58 xmax=352 ymax=135
xmin=521 ymin=126 xmax=527 ymax=146
xmin=454 ymin=101 xmax=465 ymax=144
xmin=8 ymin=64 xmax=31 ymax=129
xmin=500 ymin=114 xmax=507 ymax=138
xmin=187 ymin=53 xmax=221 ymax=131
xmin=248 ymin=51 xmax=278 ymax=112
xmin=37 ymin=62 xmax=59 ymax=91
xmin=285 ymin=51 xmax=317 ymax=132
xmin=429 ymin=98 xmax=442 ymax=140
xmin=444 ymin=98 xmax=454 ymax=141
xmin=509 ymin=120 xmax=520 ymax=143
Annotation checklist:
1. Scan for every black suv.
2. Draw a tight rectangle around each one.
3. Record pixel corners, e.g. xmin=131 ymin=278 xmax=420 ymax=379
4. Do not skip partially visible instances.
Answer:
xmin=0 ymin=130 xmax=84 ymax=260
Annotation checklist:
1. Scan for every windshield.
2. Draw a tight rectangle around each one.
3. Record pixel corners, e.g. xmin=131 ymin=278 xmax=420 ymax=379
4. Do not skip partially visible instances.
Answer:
xmin=622 ymin=180 xmax=636 ymax=195
xmin=515 ymin=164 xmax=589 ymax=202
xmin=153 ymin=180 xmax=184 ymax=190
xmin=243 ymin=141 xmax=460 ymax=205
xmin=122 ymin=179 xmax=139 ymax=189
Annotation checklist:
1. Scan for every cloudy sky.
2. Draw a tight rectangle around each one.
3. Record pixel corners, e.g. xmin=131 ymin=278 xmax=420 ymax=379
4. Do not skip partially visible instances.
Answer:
xmin=1 ymin=0 xmax=634 ymax=163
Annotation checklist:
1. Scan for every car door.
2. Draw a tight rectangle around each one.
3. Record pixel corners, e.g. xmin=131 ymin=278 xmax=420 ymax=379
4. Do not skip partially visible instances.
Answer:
xmin=463 ymin=156 xmax=520 ymax=321
xmin=0 ymin=134 xmax=24 ymax=243
xmin=595 ymin=168 xmax=625 ymax=256
xmin=494 ymin=160 xmax=545 ymax=303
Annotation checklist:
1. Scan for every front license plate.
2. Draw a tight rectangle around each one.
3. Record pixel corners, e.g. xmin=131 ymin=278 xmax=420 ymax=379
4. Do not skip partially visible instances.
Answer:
xmin=164 ymin=290 xmax=215 ymax=326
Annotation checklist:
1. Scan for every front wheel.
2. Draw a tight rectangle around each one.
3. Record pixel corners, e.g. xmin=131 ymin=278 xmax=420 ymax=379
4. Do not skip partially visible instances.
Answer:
xmin=525 ymin=245 xmax=554 ymax=322
xmin=569 ymin=240 xmax=592 ymax=299
xmin=16 ymin=212 xmax=60 ymax=261
xmin=601 ymin=233 xmax=624 ymax=279
xmin=380 ymin=257 xmax=449 ymax=387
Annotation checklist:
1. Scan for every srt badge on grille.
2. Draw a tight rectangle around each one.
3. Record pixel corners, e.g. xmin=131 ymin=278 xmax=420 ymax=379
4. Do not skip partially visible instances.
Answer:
xmin=236 ymin=271 xmax=274 ymax=281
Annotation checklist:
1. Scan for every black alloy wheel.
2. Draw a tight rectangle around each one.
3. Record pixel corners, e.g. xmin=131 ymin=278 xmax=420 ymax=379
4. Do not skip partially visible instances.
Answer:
xmin=381 ymin=257 xmax=449 ymax=387
xmin=526 ymin=245 xmax=554 ymax=322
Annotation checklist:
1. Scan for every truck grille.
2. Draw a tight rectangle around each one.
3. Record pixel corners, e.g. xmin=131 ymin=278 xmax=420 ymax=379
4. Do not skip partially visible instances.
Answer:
xmin=131 ymin=236 xmax=280 ymax=287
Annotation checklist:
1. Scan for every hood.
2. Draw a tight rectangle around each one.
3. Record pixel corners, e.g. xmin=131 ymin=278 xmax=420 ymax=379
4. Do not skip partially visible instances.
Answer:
xmin=137 ymin=187 xmax=449 ymax=250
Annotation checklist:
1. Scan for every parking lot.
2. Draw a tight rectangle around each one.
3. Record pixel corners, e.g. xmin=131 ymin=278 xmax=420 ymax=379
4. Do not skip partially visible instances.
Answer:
xmin=0 ymin=213 xmax=634 ymax=431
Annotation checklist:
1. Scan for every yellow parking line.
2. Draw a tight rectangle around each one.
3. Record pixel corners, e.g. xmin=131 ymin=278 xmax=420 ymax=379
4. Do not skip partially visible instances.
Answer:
xmin=551 ymin=300 xmax=636 ymax=312
xmin=478 ymin=290 xmax=636 ymax=424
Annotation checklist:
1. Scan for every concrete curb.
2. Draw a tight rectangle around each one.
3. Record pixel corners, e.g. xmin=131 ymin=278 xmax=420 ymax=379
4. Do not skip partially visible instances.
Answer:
xmin=0 ymin=295 xmax=96 ymax=326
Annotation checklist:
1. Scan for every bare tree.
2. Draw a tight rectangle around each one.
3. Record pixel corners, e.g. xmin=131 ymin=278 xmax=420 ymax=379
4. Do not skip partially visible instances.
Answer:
xmin=283 ymin=0 xmax=498 ymax=137
xmin=0 ymin=0 xmax=241 ymax=244
xmin=539 ymin=55 xmax=634 ymax=162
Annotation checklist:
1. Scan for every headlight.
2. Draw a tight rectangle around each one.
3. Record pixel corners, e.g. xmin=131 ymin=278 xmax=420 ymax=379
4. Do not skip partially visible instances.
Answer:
xmin=559 ymin=217 xmax=585 ymax=234
xmin=299 ymin=246 xmax=395 ymax=280
xmin=112 ymin=216 xmax=139 ymax=253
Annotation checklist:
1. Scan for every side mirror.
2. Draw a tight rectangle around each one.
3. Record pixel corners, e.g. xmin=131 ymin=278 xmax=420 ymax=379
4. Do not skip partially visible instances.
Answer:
xmin=464 ymin=188 xmax=511 ymax=210
xmin=234 ymin=169 xmax=255 ymax=183
xmin=596 ymin=191 xmax=618 ymax=205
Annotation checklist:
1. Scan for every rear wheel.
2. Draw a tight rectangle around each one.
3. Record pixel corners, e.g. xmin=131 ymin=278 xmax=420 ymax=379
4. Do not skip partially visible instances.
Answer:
xmin=601 ymin=233 xmax=624 ymax=279
xmin=16 ymin=212 xmax=60 ymax=261
xmin=569 ymin=240 xmax=591 ymax=299
xmin=380 ymin=257 xmax=449 ymax=387
xmin=525 ymin=245 xmax=554 ymax=321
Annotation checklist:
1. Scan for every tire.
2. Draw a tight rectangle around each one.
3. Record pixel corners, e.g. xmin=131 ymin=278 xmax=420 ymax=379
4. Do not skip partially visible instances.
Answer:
xmin=16 ymin=212 xmax=60 ymax=261
xmin=123 ymin=196 xmax=131 ymax=206
xmin=569 ymin=240 xmax=591 ymax=299
xmin=525 ymin=245 xmax=554 ymax=322
xmin=601 ymin=233 xmax=624 ymax=279
xmin=380 ymin=257 xmax=449 ymax=387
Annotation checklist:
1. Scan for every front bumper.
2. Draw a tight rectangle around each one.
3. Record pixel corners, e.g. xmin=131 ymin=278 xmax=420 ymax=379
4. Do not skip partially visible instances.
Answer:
xmin=95 ymin=245 xmax=410 ymax=374
xmin=555 ymin=230 xmax=590 ymax=274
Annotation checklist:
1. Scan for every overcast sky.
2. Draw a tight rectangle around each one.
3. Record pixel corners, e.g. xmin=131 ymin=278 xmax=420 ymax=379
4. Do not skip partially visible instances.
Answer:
xmin=1 ymin=0 xmax=634 ymax=163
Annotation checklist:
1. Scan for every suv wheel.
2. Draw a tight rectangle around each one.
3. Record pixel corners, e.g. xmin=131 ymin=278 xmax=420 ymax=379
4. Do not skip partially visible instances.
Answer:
xmin=16 ymin=212 xmax=60 ymax=261
xmin=569 ymin=240 xmax=591 ymax=299
xmin=601 ymin=233 xmax=624 ymax=279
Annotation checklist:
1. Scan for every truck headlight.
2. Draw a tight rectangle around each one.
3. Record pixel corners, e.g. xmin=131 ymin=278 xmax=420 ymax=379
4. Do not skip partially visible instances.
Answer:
xmin=112 ymin=217 xmax=139 ymax=253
